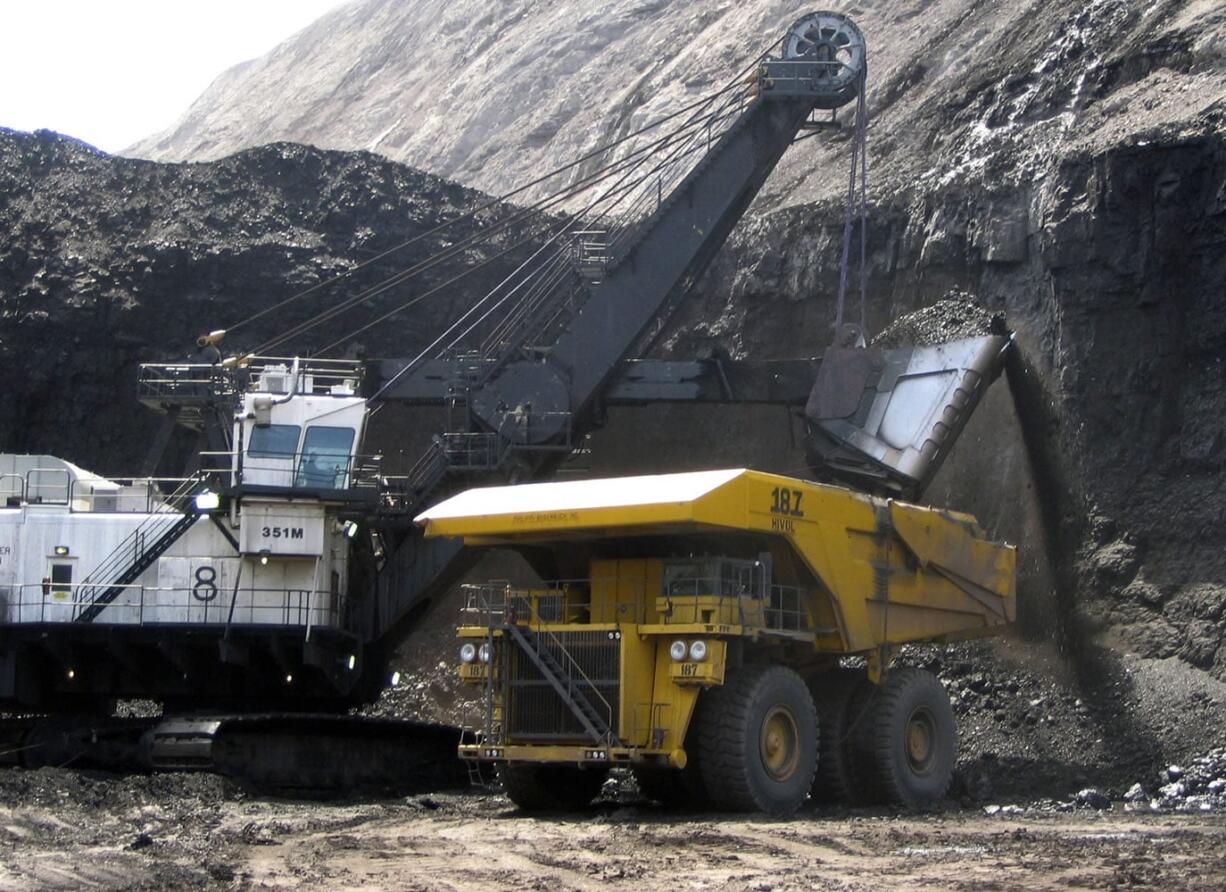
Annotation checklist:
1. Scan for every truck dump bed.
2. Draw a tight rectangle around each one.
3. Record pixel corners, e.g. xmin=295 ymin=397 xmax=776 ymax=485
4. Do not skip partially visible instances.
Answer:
xmin=418 ymin=468 xmax=1015 ymax=653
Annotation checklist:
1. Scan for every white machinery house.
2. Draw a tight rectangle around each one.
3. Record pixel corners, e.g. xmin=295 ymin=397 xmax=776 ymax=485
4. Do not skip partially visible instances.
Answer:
xmin=0 ymin=358 xmax=376 ymax=708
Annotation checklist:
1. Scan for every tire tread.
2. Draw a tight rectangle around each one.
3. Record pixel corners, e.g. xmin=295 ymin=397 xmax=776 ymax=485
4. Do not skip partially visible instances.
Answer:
xmin=499 ymin=763 xmax=607 ymax=811
xmin=694 ymin=664 xmax=817 ymax=814
xmin=808 ymin=668 xmax=862 ymax=804
xmin=869 ymin=667 xmax=956 ymax=809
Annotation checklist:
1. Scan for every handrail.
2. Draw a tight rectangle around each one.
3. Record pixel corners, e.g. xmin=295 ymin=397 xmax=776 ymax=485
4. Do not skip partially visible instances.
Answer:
xmin=66 ymin=476 xmax=195 ymax=514
xmin=24 ymin=468 xmax=72 ymax=505
xmin=236 ymin=449 xmax=377 ymax=490
xmin=72 ymin=515 xmax=182 ymax=608
xmin=464 ymin=582 xmax=621 ymax=748
xmin=404 ymin=438 xmax=449 ymax=496
xmin=74 ymin=473 xmax=203 ymax=610
xmin=441 ymin=431 xmax=510 ymax=472
xmin=460 ymin=579 xmax=646 ymax=627
xmin=0 ymin=582 xmax=348 ymax=630
xmin=138 ymin=355 xmax=364 ymax=404
xmin=463 ymin=575 xmax=812 ymax=633
xmin=531 ymin=616 xmax=619 ymax=747
xmin=0 ymin=474 xmax=25 ymax=504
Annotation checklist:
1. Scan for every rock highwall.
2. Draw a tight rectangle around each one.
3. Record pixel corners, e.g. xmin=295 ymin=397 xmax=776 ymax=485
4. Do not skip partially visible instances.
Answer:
xmin=124 ymin=0 xmax=1226 ymax=222
xmin=641 ymin=128 xmax=1226 ymax=678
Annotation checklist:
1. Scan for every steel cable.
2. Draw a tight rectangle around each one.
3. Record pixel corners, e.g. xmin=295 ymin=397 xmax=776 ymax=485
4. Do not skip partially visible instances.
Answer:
xmin=256 ymin=97 xmax=748 ymax=355
xmin=309 ymin=104 xmax=747 ymax=360
xmin=370 ymin=118 xmax=742 ymax=361
xmin=834 ymin=68 xmax=870 ymax=338
xmin=223 ymin=67 xmax=766 ymax=342
xmin=435 ymin=98 xmax=752 ymax=359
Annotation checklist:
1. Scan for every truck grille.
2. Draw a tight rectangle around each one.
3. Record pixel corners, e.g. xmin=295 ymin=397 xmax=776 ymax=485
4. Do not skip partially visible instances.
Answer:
xmin=506 ymin=631 xmax=620 ymax=741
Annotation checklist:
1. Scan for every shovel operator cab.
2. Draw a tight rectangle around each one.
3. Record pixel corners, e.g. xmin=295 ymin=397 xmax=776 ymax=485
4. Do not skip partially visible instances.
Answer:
xmin=418 ymin=468 xmax=1016 ymax=815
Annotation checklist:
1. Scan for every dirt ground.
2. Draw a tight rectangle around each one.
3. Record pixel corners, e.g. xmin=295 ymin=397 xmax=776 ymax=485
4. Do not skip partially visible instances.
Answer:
xmin=2 ymin=772 xmax=1224 ymax=891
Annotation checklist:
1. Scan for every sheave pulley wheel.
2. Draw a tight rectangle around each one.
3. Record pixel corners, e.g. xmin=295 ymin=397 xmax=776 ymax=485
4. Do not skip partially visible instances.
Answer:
xmin=781 ymin=11 xmax=866 ymax=108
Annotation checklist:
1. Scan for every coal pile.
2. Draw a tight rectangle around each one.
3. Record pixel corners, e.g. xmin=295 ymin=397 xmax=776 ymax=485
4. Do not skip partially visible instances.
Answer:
xmin=904 ymin=641 xmax=1123 ymax=802
xmin=871 ymin=292 xmax=1007 ymax=348
xmin=1123 ymin=749 xmax=1226 ymax=813
xmin=358 ymin=581 xmax=483 ymax=728
xmin=971 ymin=749 xmax=1226 ymax=816
xmin=899 ymin=636 xmax=1226 ymax=806
xmin=359 ymin=656 xmax=480 ymax=728
xmin=0 ymin=127 xmax=542 ymax=477
xmin=0 ymin=765 xmax=241 ymax=811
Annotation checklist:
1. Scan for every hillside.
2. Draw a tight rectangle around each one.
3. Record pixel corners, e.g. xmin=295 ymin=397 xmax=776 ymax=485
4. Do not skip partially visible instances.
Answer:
xmin=129 ymin=0 xmax=1226 ymax=211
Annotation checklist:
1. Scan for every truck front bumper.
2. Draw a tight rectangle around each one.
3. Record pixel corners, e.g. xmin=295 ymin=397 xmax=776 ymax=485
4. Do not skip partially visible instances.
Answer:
xmin=459 ymin=742 xmax=685 ymax=769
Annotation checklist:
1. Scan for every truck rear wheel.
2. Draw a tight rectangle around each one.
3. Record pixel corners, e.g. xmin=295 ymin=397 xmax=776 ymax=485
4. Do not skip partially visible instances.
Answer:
xmin=498 ymin=763 xmax=609 ymax=811
xmin=857 ymin=668 xmax=956 ymax=809
xmin=695 ymin=664 xmax=817 ymax=815
xmin=807 ymin=668 xmax=867 ymax=804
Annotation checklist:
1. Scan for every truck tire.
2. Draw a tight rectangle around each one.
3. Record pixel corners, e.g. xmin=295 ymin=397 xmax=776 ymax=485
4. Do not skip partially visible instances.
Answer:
xmin=695 ymin=664 xmax=818 ymax=815
xmin=843 ymin=672 xmax=887 ymax=804
xmin=859 ymin=668 xmax=956 ymax=809
xmin=806 ymin=668 xmax=866 ymax=804
xmin=498 ymin=763 xmax=608 ymax=811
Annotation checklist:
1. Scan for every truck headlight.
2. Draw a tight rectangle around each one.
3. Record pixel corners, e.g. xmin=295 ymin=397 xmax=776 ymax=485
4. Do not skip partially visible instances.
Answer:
xmin=478 ymin=642 xmax=491 ymax=664
xmin=689 ymin=640 xmax=709 ymax=662
xmin=669 ymin=640 xmax=687 ymax=662
xmin=460 ymin=643 xmax=477 ymax=663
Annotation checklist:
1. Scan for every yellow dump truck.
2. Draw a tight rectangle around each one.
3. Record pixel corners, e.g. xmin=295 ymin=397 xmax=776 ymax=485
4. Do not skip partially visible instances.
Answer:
xmin=417 ymin=465 xmax=1016 ymax=815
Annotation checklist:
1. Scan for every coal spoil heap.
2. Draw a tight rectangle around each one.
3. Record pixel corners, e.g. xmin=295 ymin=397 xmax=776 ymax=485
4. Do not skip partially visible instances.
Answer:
xmin=872 ymin=293 xmax=1007 ymax=348
xmin=0 ymin=128 xmax=539 ymax=477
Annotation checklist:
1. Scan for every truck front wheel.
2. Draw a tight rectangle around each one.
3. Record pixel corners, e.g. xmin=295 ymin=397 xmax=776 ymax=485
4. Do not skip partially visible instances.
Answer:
xmin=499 ymin=763 xmax=609 ymax=811
xmin=695 ymin=664 xmax=817 ymax=815
xmin=632 ymin=766 xmax=706 ymax=808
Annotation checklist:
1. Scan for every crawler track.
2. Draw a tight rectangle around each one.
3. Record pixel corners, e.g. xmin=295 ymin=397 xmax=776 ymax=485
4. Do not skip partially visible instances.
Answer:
xmin=0 ymin=714 xmax=466 ymax=796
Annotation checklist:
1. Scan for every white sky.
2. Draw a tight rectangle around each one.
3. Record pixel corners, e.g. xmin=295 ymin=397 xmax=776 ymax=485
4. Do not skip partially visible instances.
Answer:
xmin=0 ymin=1 xmax=348 ymax=153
